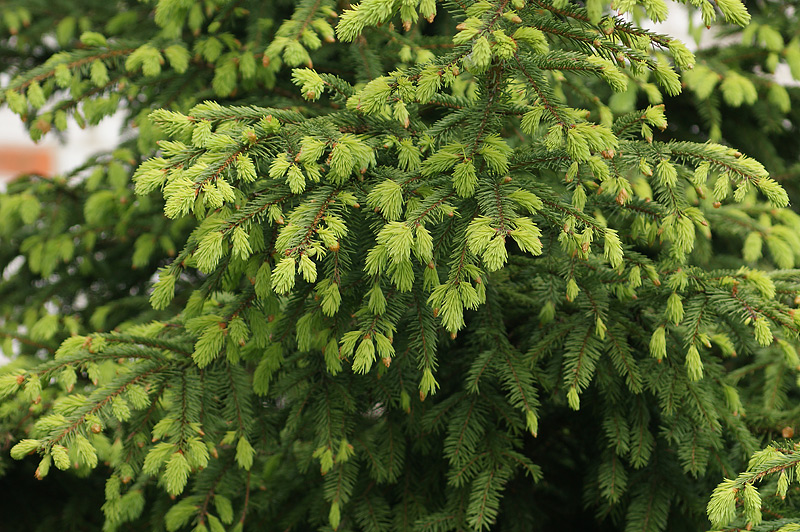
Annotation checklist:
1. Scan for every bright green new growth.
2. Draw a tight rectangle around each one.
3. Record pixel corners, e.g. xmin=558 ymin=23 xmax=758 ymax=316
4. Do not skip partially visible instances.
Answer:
xmin=3 ymin=0 xmax=800 ymax=530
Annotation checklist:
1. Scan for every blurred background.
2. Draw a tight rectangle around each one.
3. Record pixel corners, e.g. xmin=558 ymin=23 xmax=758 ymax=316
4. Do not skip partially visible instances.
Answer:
xmin=0 ymin=107 xmax=123 ymax=364
xmin=0 ymin=106 xmax=122 ymax=187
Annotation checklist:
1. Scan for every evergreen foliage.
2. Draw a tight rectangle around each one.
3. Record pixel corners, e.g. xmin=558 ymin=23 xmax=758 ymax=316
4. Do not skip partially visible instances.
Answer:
xmin=1 ymin=0 xmax=800 ymax=530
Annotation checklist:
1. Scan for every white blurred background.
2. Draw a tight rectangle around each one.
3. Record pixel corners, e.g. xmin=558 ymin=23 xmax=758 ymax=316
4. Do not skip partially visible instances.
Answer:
xmin=0 ymin=107 xmax=124 ymax=185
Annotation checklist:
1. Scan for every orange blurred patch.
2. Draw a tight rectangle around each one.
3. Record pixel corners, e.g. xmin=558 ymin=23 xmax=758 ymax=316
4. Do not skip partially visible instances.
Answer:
xmin=0 ymin=145 xmax=55 ymax=178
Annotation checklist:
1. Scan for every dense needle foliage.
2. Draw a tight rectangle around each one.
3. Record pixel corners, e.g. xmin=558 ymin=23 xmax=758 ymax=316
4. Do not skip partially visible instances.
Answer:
xmin=2 ymin=0 xmax=800 ymax=531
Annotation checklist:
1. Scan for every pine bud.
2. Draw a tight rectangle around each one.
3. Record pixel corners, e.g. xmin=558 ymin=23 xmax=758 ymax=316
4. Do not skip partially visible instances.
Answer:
xmin=665 ymin=292 xmax=684 ymax=324
xmin=400 ymin=390 xmax=411 ymax=413
xmin=741 ymin=483 xmax=762 ymax=526
xmin=778 ymin=469 xmax=790 ymax=500
xmin=566 ymin=161 xmax=579 ymax=182
xmin=539 ymin=300 xmax=556 ymax=324
xmin=566 ymin=278 xmax=580 ymax=302
xmin=685 ymin=345 xmax=703 ymax=381
xmin=35 ymin=456 xmax=50 ymax=480
xmin=567 ymin=386 xmax=580 ymax=410
xmin=639 ymin=158 xmax=653 ymax=176
xmin=649 ymin=326 xmax=667 ymax=360
xmin=753 ymin=316 xmax=773 ymax=346
xmin=595 ymin=317 xmax=606 ymax=339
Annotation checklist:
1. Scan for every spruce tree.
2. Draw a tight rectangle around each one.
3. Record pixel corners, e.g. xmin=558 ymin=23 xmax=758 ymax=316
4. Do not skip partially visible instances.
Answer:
xmin=1 ymin=1 xmax=800 ymax=531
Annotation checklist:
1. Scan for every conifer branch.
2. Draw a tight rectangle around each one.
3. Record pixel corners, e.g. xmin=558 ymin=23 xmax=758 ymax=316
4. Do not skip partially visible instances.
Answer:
xmin=512 ymin=53 xmax=568 ymax=126
xmin=5 ymin=47 xmax=136 ymax=92
xmin=239 ymin=470 xmax=251 ymax=525
xmin=48 ymin=364 xmax=166 ymax=447
xmin=0 ymin=330 xmax=56 ymax=353
xmin=3 ymin=0 xmax=797 ymax=529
